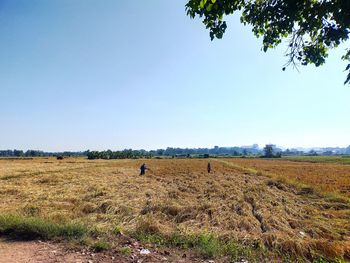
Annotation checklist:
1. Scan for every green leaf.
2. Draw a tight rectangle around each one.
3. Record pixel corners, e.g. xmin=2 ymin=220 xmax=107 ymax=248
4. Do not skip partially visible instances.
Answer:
xmin=206 ymin=4 xmax=213 ymax=12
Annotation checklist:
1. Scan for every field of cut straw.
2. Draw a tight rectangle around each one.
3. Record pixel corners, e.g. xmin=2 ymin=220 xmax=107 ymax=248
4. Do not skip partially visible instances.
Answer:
xmin=0 ymin=157 xmax=349 ymax=262
xmin=224 ymin=157 xmax=350 ymax=198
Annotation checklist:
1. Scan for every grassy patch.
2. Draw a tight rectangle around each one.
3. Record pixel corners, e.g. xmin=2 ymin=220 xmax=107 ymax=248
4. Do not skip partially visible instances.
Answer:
xmin=113 ymin=225 xmax=123 ymax=235
xmin=118 ymin=246 xmax=132 ymax=255
xmin=133 ymin=226 xmax=255 ymax=260
xmin=196 ymin=233 xmax=221 ymax=258
xmin=91 ymin=240 xmax=111 ymax=252
xmin=0 ymin=214 xmax=87 ymax=240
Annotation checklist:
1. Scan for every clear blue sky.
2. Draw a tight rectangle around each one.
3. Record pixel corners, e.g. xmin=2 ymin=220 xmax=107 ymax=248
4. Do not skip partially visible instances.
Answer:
xmin=1 ymin=0 xmax=349 ymax=151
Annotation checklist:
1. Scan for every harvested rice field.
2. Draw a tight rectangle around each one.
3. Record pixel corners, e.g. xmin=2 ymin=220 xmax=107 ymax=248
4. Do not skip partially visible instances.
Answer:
xmin=0 ymin=157 xmax=350 ymax=262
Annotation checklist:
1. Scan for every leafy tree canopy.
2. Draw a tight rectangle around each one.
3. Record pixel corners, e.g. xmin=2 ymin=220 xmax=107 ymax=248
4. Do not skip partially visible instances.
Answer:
xmin=186 ymin=0 xmax=350 ymax=83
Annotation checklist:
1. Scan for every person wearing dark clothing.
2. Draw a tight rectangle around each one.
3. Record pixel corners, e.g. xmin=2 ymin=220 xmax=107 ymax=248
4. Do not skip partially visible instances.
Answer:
xmin=140 ymin=163 xmax=147 ymax=175
xmin=207 ymin=162 xmax=211 ymax=173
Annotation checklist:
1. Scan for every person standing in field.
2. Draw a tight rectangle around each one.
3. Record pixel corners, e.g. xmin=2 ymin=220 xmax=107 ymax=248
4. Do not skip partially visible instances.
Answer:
xmin=207 ymin=161 xmax=211 ymax=173
xmin=140 ymin=163 xmax=147 ymax=176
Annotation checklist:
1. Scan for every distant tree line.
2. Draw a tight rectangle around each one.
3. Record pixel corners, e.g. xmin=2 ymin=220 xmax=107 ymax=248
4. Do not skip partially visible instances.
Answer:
xmin=149 ymin=145 xmax=262 ymax=157
xmin=86 ymin=149 xmax=152 ymax=160
xmin=1 ymin=145 xmax=350 ymax=159
xmin=0 ymin=149 xmax=88 ymax=158
xmin=86 ymin=145 xmax=350 ymax=159
xmin=79 ymin=146 xmax=263 ymax=160
xmin=86 ymin=145 xmax=270 ymax=159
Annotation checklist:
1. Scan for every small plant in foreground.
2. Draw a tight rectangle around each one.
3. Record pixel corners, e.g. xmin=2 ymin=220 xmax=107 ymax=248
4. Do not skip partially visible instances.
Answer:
xmin=119 ymin=246 xmax=132 ymax=255
xmin=196 ymin=233 xmax=221 ymax=259
xmin=92 ymin=240 xmax=111 ymax=252
xmin=113 ymin=225 xmax=123 ymax=235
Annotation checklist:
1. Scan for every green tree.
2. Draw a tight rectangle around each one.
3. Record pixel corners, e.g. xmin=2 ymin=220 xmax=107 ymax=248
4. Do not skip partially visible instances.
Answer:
xmin=13 ymin=149 xmax=24 ymax=157
xmin=263 ymin=144 xmax=274 ymax=158
xmin=186 ymin=0 xmax=350 ymax=83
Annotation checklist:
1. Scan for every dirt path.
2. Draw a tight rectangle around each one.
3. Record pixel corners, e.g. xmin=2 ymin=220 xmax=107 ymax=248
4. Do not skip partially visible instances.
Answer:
xmin=0 ymin=239 xmax=89 ymax=263
xmin=0 ymin=238 xmax=208 ymax=263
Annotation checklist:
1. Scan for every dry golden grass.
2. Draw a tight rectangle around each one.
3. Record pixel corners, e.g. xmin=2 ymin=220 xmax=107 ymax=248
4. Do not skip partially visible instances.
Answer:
xmin=0 ymin=157 xmax=350 ymax=261
xmin=224 ymin=158 xmax=350 ymax=197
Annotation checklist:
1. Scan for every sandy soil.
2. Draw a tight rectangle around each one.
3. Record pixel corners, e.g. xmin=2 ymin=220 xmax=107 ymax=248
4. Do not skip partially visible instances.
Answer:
xmin=0 ymin=238 xmax=209 ymax=263
xmin=0 ymin=239 xmax=89 ymax=263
